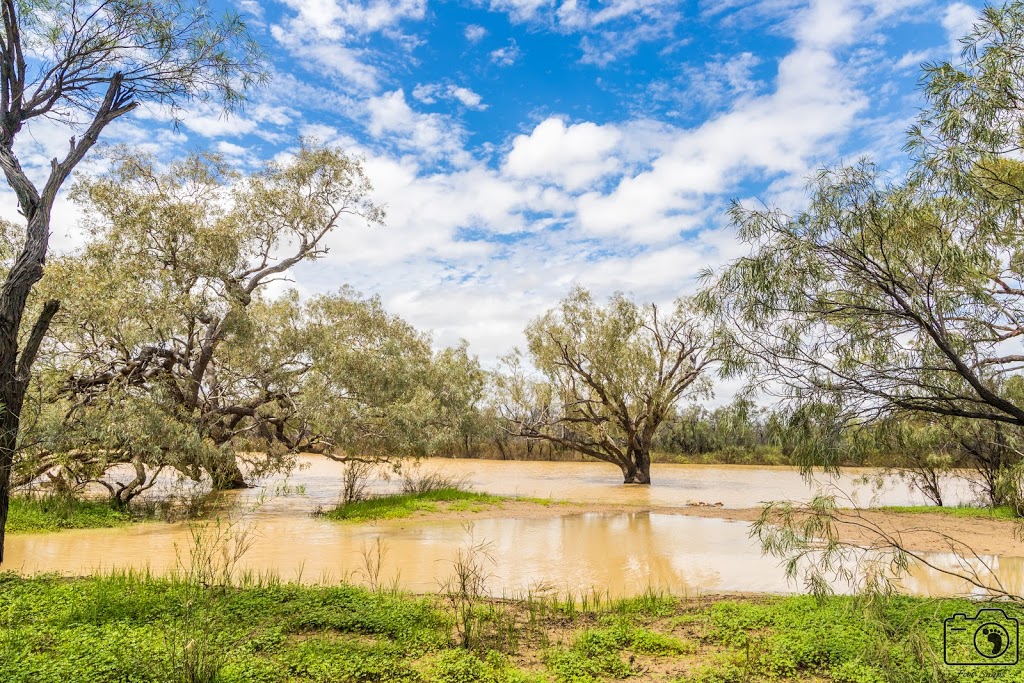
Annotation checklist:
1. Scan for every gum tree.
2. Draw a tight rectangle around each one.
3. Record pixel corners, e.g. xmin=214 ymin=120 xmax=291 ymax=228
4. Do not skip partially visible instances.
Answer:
xmin=294 ymin=289 xmax=485 ymax=460
xmin=698 ymin=1 xmax=1024 ymax=596
xmin=699 ymin=3 xmax=1024 ymax=476
xmin=0 ymin=0 xmax=263 ymax=562
xmin=35 ymin=145 xmax=383 ymax=491
xmin=499 ymin=287 xmax=713 ymax=484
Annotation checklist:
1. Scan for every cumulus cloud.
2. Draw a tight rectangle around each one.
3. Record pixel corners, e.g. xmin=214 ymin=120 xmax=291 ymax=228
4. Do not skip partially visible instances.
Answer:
xmin=464 ymin=24 xmax=488 ymax=42
xmin=505 ymin=117 xmax=623 ymax=190
xmin=943 ymin=2 xmax=978 ymax=57
xmin=366 ymin=90 xmax=470 ymax=159
xmin=490 ymin=40 xmax=522 ymax=66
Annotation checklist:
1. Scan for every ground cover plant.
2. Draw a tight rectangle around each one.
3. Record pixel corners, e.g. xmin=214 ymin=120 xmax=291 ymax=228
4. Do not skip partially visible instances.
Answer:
xmin=7 ymin=494 xmax=136 ymax=533
xmin=324 ymin=489 xmax=508 ymax=522
xmin=2 ymin=571 xmax=1022 ymax=683
xmin=877 ymin=506 xmax=1020 ymax=520
xmin=323 ymin=489 xmax=556 ymax=522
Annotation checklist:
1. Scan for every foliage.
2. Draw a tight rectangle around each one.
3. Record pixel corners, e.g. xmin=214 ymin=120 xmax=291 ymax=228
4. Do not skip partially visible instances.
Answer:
xmin=0 ymin=0 xmax=267 ymax=563
xmin=24 ymin=143 xmax=384 ymax=494
xmin=299 ymin=296 xmax=485 ymax=461
xmin=496 ymin=286 xmax=713 ymax=484
xmin=14 ymin=145 xmax=484 ymax=501
xmin=697 ymin=2 xmax=1024 ymax=489
xmin=653 ymin=397 xmax=780 ymax=459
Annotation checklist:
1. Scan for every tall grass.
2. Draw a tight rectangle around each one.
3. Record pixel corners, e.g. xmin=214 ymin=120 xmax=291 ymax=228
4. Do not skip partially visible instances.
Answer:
xmin=7 ymin=492 xmax=132 ymax=533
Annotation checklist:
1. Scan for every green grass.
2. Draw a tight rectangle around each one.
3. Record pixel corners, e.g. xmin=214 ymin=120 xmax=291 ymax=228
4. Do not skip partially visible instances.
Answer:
xmin=7 ymin=495 xmax=133 ymax=533
xmin=3 ymin=572 xmax=1024 ymax=682
xmin=325 ymin=489 xmax=508 ymax=522
xmin=875 ymin=504 xmax=1019 ymax=519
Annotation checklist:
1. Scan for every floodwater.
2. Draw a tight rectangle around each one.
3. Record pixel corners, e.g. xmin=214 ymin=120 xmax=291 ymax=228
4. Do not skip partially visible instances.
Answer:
xmin=4 ymin=456 xmax=1009 ymax=597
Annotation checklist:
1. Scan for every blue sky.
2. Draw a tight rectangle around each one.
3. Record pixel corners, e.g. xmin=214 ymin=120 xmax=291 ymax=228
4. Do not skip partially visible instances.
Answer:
xmin=24 ymin=0 xmax=983 ymax=383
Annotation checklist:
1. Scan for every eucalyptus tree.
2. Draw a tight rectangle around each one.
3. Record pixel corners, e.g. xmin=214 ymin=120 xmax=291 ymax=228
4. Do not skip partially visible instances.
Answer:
xmin=0 ymin=0 xmax=264 ymax=561
xmin=292 ymin=290 xmax=486 ymax=460
xmin=699 ymin=2 xmax=1024 ymax=476
xmin=32 ymin=144 xmax=383 ymax=492
xmin=499 ymin=287 xmax=713 ymax=484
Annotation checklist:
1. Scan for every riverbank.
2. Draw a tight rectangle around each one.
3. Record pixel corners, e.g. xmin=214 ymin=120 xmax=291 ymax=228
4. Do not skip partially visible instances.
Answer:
xmin=363 ymin=496 xmax=1024 ymax=556
xmin=13 ymin=485 xmax=1024 ymax=558
xmin=1 ymin=572 xmax=1018 ymax=683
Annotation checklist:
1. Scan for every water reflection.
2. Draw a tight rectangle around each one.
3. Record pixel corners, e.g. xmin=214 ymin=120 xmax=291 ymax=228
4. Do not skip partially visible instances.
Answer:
xmin=8 ymin=509 xmax=1016 ymax=598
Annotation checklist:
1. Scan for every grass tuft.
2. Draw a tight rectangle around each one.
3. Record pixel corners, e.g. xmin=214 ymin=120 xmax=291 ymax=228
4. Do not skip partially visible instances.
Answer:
xmin=7 ymin=494 xmax=133 ymax=533
xmin=875 ymin=504 xmax=1019 ymax=519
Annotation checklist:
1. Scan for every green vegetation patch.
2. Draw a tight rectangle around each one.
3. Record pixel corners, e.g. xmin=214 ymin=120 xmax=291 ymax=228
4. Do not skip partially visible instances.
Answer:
xmin=7 ymin=573 xmax=1024 ymax=683
xmin=544 ymin=618 xmax=691 ymax=682
xmin=7 ymin=495 xmax=133 ymax=533
xmin=875 ymin=504 xmax=1019 ymax=519
xmin=326 ymin=489 xmax=509 ymax=522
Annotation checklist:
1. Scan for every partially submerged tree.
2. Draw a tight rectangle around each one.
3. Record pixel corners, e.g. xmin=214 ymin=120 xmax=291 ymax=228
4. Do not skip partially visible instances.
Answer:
xmin=31 ymin=144 xmax=383 ymax=492
xmin=498 ymin=287 xmax=713 ymax=484
xmin=295 ymin=289 xmax=486 ymax=460
xmin=0 ymin=0 xmax=264 ymax=561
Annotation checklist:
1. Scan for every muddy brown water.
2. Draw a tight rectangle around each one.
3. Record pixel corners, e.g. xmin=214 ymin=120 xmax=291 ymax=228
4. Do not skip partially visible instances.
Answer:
xmin=5 ymin=457 xmax=1012 ymax=597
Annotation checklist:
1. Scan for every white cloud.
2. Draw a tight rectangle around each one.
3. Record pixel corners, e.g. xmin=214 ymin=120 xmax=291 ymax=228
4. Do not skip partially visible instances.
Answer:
xmin=572 ymin=2 xmax=868 ymax=244
xmin=895 ymin=48 xmax=934 ymax=70
xmin=412 ymin=83 xmax=488 ymax=110
xmin=943 ymin=2 xmax=978 ymax=58
xmin=278 ymin=0 xmax=426 ymax=36
xmin=505 ymin=117 xmax=623 ymax=190
xmin=451 ymin=87 xmax=486 ymax=110
xmin=490 ymin=40 xmax=522 ymax=66
xmin=794 ymin=0 xmax=862 ymax=48
xmin=366 ymin=90 xmax=469 ymax=158
xmin=680 ymin=52 xmax=765 ymax=109
xmin=464 ymin=24 xmax=488 ymax=42
xmin=271 ymin=30 xmax=380 ymax=90
xmin=486 ymin=0 xmax=553 ymax=22
xmin=271 ymin=0 xmax=428 ymax=92
xmin=485 ymin=0 xmax=684 ymax=65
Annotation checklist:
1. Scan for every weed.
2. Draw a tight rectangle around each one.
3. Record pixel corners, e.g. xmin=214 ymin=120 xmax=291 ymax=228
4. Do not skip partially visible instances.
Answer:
xmin=341 ymin=460 xmax=376 ymax=504
xmin=400 ymin=464 xmax=467 ymax=494
xmin=356 ymin=537 xmax=395 ymax=592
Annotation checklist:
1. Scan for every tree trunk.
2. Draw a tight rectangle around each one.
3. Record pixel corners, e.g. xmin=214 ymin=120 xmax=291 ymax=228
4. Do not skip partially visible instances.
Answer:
xmin=209 ymin=457 xmax=248 ymax=490
xmin=634 ymin=448 xmax=652 ymax=485
xmin=621 ymin=461 xmax=638 ymax=484
xmin=0 ymin=391 xmax=24 ymax=564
